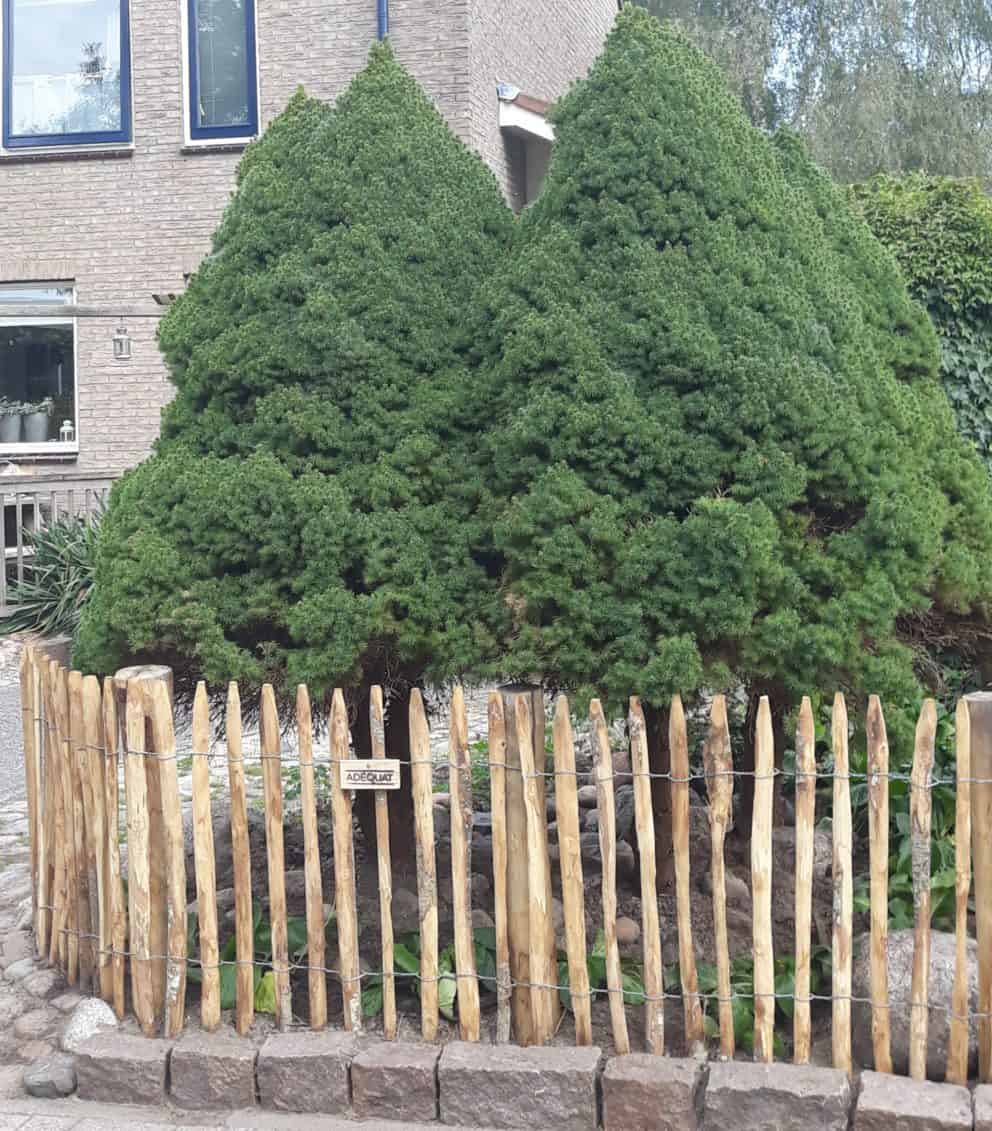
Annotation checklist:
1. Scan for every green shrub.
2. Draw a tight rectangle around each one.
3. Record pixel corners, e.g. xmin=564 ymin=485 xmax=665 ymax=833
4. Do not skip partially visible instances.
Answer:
xmin=74 ymin=45 xmax=514 ymax=704
xmin=1 ymin=511 xmax=101 ymax=639
xmin=851 ymin=174 xmax=992 ymax=474
xmin=450 ymin=8 xmax=992 ymax=743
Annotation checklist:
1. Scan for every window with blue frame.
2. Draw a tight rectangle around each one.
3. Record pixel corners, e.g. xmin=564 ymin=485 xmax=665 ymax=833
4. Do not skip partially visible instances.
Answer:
xmin=2 ymin=0 xmax=131 ymax=148
xmin=188 ymin=0 xmax=257 ymax=140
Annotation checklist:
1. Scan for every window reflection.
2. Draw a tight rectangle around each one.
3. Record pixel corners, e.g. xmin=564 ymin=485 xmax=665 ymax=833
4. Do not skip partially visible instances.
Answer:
xmin=194 ymin=0 xmax=251 ymax=128
xmin=0 ymin=286 xmax=76 ymax=448
xmin=7 ymin=0 xmax=127 ymax=142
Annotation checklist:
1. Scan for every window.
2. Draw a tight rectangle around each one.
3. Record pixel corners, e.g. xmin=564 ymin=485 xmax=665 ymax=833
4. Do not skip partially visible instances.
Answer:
xmin=2 ymin=0 xmax=131 ymax=149
xmin=187 ymin=0 xmax=257 ymax=141
xmin=0 ymin=284 xmax=77 ymax=451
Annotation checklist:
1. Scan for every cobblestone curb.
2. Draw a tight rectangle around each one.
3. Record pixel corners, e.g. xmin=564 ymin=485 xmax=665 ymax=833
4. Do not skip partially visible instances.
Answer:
xmin=702 ymin=1060 xmax=853 ymax=1130
xmin=974 ymin=1084 xmax=992 ymax=1130
xmin=855 ymin=1070 xmax=972 ymax=1130
xmin=75 ymin=1032 xmax=172 ymax=1105
xmin=438 ymin=1041 xmax=602 ymax=1129
xmin=601 ymin=1053 xmax=705 ymax=1130
xmin=352 ymin=1039 xmax=441 ymax=1122
xmin=18 ymin=1019 xmax=992 ymax=1129
xmin=170 ymin=1028 xmax=257 ymax=1109
xmin=256 ymin=1029 xmax=361 ymax=1114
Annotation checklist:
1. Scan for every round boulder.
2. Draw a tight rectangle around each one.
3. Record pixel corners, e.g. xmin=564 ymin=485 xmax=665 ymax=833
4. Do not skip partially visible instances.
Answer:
xmin=23 ymin=1052 xmax=76 ymax=1098
xmin=851 ymin=928 xmax=977 ymax=1080
xmin=60 ymin=997 xmax=118 ymax=1053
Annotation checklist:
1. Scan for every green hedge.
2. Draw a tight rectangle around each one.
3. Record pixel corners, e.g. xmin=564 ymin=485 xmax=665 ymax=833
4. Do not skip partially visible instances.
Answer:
xmin=447 ymin=9 xmax=992 ymax=733
xmin=74 ymin=45 xmax=514 ymax=698
xmin=852 ymin=174 xmax=992 ymax=471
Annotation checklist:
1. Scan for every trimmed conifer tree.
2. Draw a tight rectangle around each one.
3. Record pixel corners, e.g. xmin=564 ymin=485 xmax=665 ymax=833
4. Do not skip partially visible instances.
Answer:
xmin=75 ymin=45 xmax=514 ymax=858
xmin=458 ymin=7 xmax=992 ymax=869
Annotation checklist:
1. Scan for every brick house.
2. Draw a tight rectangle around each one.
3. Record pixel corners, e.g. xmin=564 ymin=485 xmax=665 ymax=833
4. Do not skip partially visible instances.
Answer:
xmin=0 ymin=0 xmax=615 ymax=503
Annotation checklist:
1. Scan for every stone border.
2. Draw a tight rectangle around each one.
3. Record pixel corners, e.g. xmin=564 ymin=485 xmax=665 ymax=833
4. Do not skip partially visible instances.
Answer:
xmin=67 ymin=1032 xmax=992 ymax=1129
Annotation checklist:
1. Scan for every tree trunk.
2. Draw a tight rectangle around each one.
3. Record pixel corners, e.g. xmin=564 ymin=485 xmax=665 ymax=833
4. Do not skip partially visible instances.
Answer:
xmin=737 ymin=682 xmax=790 ymax=840
xmin=642 ymin=702 xmax=676 ymax=891
xmin=353 ymin=685 xmax=417 ymax=877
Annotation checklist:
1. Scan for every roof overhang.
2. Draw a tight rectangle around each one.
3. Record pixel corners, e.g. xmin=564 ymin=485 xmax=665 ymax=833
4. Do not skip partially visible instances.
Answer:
xmin=497 ymin=85 xmax=554 ymax=143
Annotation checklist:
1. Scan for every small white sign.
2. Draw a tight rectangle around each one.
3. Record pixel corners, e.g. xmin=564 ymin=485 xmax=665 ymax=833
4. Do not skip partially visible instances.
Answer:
xmin=340 ymin=759 xmax=402 ymax=790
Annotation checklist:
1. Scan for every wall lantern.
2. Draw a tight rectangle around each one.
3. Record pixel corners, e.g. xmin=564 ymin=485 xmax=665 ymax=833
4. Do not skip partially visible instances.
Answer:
xmin=113 ymin=321 xmax=132 ymax=360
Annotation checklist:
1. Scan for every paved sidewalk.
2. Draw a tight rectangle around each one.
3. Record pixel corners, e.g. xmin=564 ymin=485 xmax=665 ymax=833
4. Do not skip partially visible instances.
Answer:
xmin=0 ymin=1096 xmax=505 ymax=1129
xmin=0 ymin=1094 xmax=509 ymax=1129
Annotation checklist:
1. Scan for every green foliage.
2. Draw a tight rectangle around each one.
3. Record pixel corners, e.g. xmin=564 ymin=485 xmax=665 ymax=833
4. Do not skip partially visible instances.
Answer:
xmin=558 ymin=929 xmax=647 ymax=1012
xmin=361 ymin=936 xmax=423 ymax=1019
xmin=796 ymin=688 xmax=960 ymax=929
xmin=1 ymin=511 xmax=101 ymax=639
xmin=283 ymin=762 xmax=330 ymax=804
xmin=360 ymin=927 xmax=498 ymax=1020
xmin=849 ymin=699 xmax=960 ymax=930
xmin=186 ymin=905 xmax=330 ymax=1013
xmin=450 ymin=7 xmax=992 ymax=718
xmin=675 ymin=947 xmax=831 ymax=1055
xmin=852 ymin=175 xmax=992 ymax=475
xmin=75 ymin=45 xmax=513 ymax=698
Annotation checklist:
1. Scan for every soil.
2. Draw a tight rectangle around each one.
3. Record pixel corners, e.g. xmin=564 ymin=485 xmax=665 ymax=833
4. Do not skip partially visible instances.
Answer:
xmin=191 ymin=777 xmax=842 ymax=1063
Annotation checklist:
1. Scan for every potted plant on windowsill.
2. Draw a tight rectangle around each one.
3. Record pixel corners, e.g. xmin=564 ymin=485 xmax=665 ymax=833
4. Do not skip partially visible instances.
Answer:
xmin=0 ymin=399 xmax=23 ymax=444
xmin=22 ymin=397 xmax=53 ymax=444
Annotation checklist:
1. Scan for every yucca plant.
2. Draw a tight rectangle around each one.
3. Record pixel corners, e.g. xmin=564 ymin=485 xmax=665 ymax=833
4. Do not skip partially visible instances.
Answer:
xmin=1 ymin=509 xmax=102 ymax=639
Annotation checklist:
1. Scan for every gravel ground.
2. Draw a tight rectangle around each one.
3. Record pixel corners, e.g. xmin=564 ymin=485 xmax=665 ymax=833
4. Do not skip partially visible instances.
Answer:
xmin=0 ymin=684 xmax=25 ymax=808
xmin=0 ymin=638 xmax=27 ymax=807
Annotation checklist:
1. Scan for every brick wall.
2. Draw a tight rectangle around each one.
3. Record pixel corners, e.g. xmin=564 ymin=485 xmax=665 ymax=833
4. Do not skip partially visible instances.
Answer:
xmin=468 ymin=0 xmax=616 ymax=209
xmin=0 ymin=0 xmax=611 ymax=480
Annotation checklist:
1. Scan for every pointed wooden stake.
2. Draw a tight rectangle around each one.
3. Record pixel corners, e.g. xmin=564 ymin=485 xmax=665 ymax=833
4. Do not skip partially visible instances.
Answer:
xmin=831 ymin=693 xmax=853 ymax=1074
xmin=909 ymin=699 xmax=937 ymax=1081
xmin=488 ymin=692 xmax=512 ymax=1043
xmin=866 ymin=695 xmax=892 ymax=1073
xmin=705 ymin=694 xmax=735 ymax=1059
xmin=752 ymin=696 xmax=775 ymax=1064
xmin=630 ymin=696 xmax=664 ymax=1054
xmin=191 ymin=682 xmax=219 ymax=1031
xmin=102 ymin=677 xmax=126 ymax=1020
xmin=670 ymin=695 xmax=704 ymax=1051
xmin=146 ymin=678 xmax=186 ymax=1038
xmin=947 ymin=698 xmax=971 ymax=1085
xmin=82 ymin=676 xmax=110 ymax=1003
xmin=590 ymin=699 xmax=629 ymax=1054
xmin=553 ymin=696 xmax=592 ymax=1046
xmin=370 ymin=686 xmax=396 ymax=1040
xmin=124 ymin=679 xmax=154 ymax=1035
xmin=410 ymin=689 xmax=438 ymax=1040
xmin=297 ymin=684 xmax=327 ymax=1031
xmin=260 ymin=684 xmax=291 ymax=1030
xmin=793 ymin=696 xmax=816 ymax=1065
xmin=330 ymin=688 xmax=361 ymax=1032
xmin=450 ymin=686 xmax=481 ymax=1041
xmin=967 ymin=692 xmax=992 ymax=1082
xmin=226 ymin=683 xmax=254 ymax=1036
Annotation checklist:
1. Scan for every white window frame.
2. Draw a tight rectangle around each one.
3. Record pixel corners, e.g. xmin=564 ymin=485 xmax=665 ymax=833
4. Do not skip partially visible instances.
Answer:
xmin=179 ymin=0 xmax=261 ymax=149
xmin=0 ymin=288 xmax=79 ymax=455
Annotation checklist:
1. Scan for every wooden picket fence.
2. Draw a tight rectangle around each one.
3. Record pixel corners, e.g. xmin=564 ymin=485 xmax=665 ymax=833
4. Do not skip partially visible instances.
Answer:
xmin=17 ymin=643 xmax=992 ymax=1081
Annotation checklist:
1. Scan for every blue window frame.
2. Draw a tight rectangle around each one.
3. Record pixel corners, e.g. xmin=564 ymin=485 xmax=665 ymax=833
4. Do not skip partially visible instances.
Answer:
xmin=2 ymin=0 xmax=131 ymax=149
xmin=187 ymin=0 xmax=257 ymax=141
